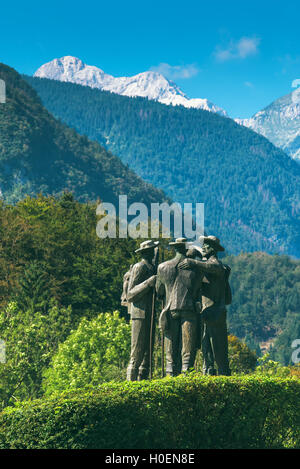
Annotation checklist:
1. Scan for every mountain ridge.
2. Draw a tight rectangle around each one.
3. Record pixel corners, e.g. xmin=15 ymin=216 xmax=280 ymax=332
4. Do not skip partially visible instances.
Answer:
xmin=0 ymin=63 xmax=167 ymax=207
xmin=34 ymin=56 xmax=228 ymax=116
xmin=35 ymin=57 xmax=300 ymax=162
xmin=25 ymin=74 xmax=300 ymax=257
xmin=235 ymin=88 xmax=300 ymax=162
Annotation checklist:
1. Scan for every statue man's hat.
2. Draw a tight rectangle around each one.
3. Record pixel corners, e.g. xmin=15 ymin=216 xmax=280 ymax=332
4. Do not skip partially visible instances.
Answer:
xmin=169 ymin=237 xmax=188 ymax=246
xmin=199 ymin=235 xmax=225 ymax=252
xmin=186 ymin=244 xmax=203 ymax=256
xmin=135 ymin=239 xmax=159 ymax=253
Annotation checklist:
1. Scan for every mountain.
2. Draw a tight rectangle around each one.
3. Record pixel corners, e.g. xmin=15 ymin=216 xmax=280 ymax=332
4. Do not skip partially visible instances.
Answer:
xmin=0 ymin=63 xmax=167 ymax=206
xmin=236 ymin=89 xmax=300 ymax=162
xmin=34 ymin=56 xmax=227 ymax=116
xmin=25 ymin=75 xmax=300 ymax=257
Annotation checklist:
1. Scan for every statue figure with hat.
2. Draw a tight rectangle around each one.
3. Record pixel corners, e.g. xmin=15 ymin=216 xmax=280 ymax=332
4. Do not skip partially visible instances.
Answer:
xmin=178 ymin=235 xmax=232 ymax=376
xmin=126 ymin=240 xmax=159 ymax=381
xmin=156 ymin=238 xmax=203 ymax=377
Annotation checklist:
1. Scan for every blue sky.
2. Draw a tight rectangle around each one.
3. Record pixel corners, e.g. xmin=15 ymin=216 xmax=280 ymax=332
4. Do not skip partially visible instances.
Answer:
xmin=0 ymin=0 xmax=299 ymax=117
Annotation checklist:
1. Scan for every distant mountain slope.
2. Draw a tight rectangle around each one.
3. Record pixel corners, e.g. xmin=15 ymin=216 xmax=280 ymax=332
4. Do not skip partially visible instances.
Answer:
xmin=34 ymin=56 xmax=227 ymax=116
xmin=25 ymin=75 xmax=300 ymax=257
xmin=224 ymin=252 xmax=300 ymax=356
xmin=236 ymin=89 xmax=300 ymax=162
xmin=0 ymin=63 xmax=167 ymax=206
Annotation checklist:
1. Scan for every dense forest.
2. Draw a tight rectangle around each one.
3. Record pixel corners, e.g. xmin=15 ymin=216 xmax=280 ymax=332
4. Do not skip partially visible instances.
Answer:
xmin=225 ymin=252 xmax=300 ymax=363
xmin=0 ymin=63 xmax=167 ymax=207
xmin=25 ymin=75 xmax=300 ymax=257
xmin=0 ymin=194 xmax=299 ymax=406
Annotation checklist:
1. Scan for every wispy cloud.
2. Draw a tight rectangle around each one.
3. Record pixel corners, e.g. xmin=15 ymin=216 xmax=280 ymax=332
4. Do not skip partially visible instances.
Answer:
xmin=278 ymin=54 xmax=300 ymax=75
xmin=150 ymin=62 xmax=200 ymax=80
xmin=214 ymin=37 xmax=260 ymax=62
xmin=279 ymin=54 xmax=300 ymax=65
xmin=244 ymin=81 xmax=254 ymax=88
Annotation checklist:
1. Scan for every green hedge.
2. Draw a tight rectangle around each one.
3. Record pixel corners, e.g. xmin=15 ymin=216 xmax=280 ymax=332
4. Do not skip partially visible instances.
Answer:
xmin=0 ymin=375 xmax=299 ymax=449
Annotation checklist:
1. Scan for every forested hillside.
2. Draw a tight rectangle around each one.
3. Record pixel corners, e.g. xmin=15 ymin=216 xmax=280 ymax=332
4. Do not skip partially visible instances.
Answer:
xmin=25 ymin=76 xmax=300 ymax=257
xmin=0 ymin=194 xmax=138 ymax=317
xmin=224 ymin=252 xmax=300 ymax=363
xmin=0 ymin=64 xmax=167 ymax=206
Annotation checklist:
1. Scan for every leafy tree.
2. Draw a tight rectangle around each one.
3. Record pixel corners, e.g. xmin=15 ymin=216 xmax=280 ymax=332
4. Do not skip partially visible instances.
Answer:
xmin=0 ymin=301 xmax=72 ymax=407
xmin=0 ymin=194 xmax=139 ymax=318
xmin=12 ymin=260 xmax=51 ymax=313
xmin=269 ymin=313 xmax=300 ymax=365
xmin=43 ymin=311 xmax=131 ymax=395
xmin=227 ymin=335 xmax=257 ymax=374
xmin=289 ymin=364 xmax=300 ymax=379
xmin=255 ymin=353 xmax=291 ymax=378
xmin=194 ymin=334 xmax=257 ymax=375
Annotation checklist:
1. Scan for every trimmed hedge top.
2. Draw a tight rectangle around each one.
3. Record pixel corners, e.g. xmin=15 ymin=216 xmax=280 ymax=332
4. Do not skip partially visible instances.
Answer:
xmin=0 ymin=374 xmax=299 ymax=449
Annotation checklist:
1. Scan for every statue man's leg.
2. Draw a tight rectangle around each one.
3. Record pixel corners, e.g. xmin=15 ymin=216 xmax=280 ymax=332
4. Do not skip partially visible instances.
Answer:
xmin=165 ymin=312 xmax=181 ymax=377
xmin=202 ymin=321 xmax=216 ymax=375
xmin=181 ymin=313 xmax=197 ymax=372
xmin=137 ymin=313 xmax=152 ymax=380
xmin=206 ymin=312 xmax=231 ymax=376
xmin=127 ymin=318 xmax=147 ymax=381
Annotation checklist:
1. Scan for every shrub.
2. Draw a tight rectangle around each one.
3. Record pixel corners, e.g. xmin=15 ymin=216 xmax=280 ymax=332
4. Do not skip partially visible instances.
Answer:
xmin=255 ymin=353 xmax=291 ymax=378
xmin=227 ymin=335 xmax=257 ymax=373
xmin=43 ymin=311 xmax=131 ymax=395
xmin=0 ymin=375 xmax=299 ymax=449
xmin=194 ymin=334 xmax=257 ymax=375
xmin=0 ymin=301 xmax=72 ymax=407
xmin=289 ymin=364 xmax=300 ymax=379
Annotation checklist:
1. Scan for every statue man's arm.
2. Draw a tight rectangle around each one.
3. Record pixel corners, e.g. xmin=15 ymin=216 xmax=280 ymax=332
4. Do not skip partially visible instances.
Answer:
xmin=178 ymin=258 xmax=223 ymax=275
xmin=127 ymin=264 xmax=156 ymax=303
xmin=155 ymin=266 xmax=165 ymax=300
xmin=121 ymin=270 xmax=131 ymax=303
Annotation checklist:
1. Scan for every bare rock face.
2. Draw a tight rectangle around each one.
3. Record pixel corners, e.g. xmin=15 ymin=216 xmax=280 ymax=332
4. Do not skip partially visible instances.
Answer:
xmin=235 ymin=89 xmax=300 ymax=163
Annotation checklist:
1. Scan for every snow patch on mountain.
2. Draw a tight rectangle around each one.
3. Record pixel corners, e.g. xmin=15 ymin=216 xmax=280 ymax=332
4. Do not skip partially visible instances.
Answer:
xmin=34 ymin=56 xmax=228 ymax=116
xmin=235 ymin=89 xmax=300 ymax=162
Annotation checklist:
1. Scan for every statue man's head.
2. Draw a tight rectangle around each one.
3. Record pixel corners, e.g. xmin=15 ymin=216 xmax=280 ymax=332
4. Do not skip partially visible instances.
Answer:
xmin=169 ymin=237 xmax=187 ymax=256
xmin=199 ymin=236 xmax=225 ymax=259
xmin=135 ymin=240 xmax=159 ymax=262
xmin=186 ymin=246 xmax=202 ymax=259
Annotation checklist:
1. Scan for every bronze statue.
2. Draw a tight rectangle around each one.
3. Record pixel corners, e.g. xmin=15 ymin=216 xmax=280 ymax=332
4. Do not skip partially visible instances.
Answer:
xmin=125 ymin=240 xmax=158 ymax=381
xmin=178 ymin=236 xmax=231 ymax=376
xmin=156 ymin=238 xmax=202 ymax=376
xmin=122 ymin=234 xmax=232 ymax=379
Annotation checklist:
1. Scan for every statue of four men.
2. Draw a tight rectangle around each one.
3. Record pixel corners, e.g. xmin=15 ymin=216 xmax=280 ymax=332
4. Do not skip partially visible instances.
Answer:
xmin=123 ymin=236 xmax=232 ymax=380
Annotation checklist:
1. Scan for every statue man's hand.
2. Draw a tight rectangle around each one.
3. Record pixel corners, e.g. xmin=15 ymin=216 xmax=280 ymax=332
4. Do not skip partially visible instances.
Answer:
xmin=178 ymin=259 xmax=194 ymax=270
xmin=148 ymin=275 xmax=157 ymax=287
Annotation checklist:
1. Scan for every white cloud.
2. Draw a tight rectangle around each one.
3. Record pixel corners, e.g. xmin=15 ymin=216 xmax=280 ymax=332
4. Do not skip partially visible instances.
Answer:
xmin=150 ymin=62 xmax=200 ymax=80
xmin=292 ymin=79 xmax=300 ymax=88
xmin=215 ymin=37 xmax=260 ymax=62
xmin=244 ymin=81 xmax=254 ymax=88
